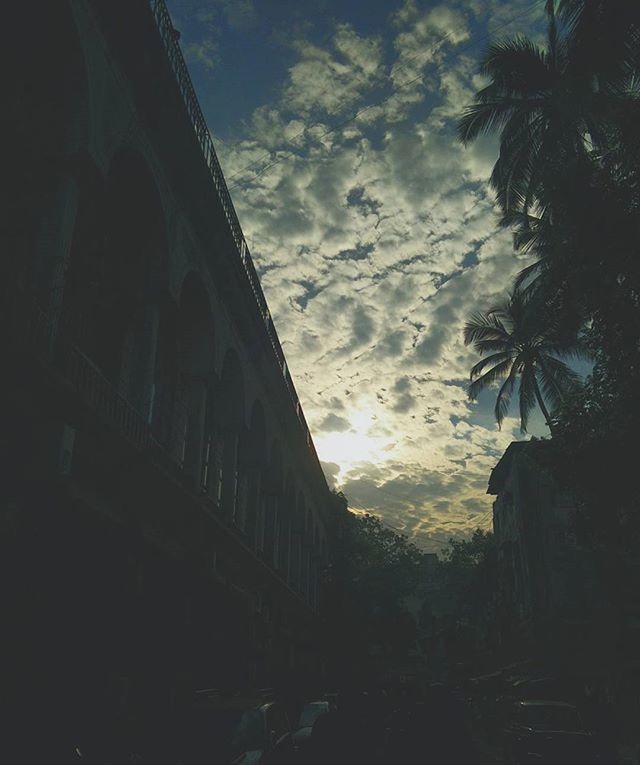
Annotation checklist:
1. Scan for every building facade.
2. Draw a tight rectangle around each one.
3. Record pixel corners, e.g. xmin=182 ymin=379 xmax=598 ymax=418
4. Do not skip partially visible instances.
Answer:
xmin=488 ymin=442 xmax=610 ymax=669
xmin=2 ymin=0 xmax=338 ymax=743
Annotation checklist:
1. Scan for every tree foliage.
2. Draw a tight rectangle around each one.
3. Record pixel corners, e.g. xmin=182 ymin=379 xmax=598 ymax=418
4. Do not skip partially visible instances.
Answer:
xmin=458 ymin=0 xmax=640 ymax=540
xmin=439 ymin=529 xmax=497 ymax=616
xmin=463 ymin=290 xmax=583 ymax=431
xmin=322 ymin=505 xmax=427 ymax=685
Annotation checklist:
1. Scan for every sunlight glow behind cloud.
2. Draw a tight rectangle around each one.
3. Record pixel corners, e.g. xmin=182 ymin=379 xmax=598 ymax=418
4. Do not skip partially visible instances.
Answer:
xmin=168 ymin=0 xmax=549 ymax=550
xmin=314 ymin=409 xmax=397 ymax=482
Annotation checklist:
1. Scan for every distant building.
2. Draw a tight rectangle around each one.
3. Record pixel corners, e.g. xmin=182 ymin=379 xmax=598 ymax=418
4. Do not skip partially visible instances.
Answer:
xmin=2 ymin=0 xmax=340 ymax=741
xmin=488 ymin=441 xmax=610 ymax=671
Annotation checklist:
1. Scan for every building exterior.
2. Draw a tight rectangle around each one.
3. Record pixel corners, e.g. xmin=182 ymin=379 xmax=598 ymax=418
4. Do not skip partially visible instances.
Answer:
xmin=488 ymin=441 xmax=609 ymax=669
xmin=2 ymin=0 xmax=339 ymax=745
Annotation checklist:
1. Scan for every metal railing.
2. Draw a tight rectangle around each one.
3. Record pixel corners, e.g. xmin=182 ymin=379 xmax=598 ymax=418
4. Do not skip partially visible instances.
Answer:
xmin=149 ymin=0 xmax=321 ymax=470
xmin=7 ymin=291 xmax=192 ymax=465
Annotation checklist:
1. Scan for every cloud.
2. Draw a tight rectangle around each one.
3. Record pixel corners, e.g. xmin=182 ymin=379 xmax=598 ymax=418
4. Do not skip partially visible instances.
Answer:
xmin=204 ymin=0 xmax=543 ymax=549
xmin=318 ymin=413 xmax=351 ymax=432
xmin=282 ymin=24 xmax=384 ymax=118
xmin=215 ymin=0 xmax=258 ymax=30
xmin=184 ymin=38 xmax=220 ymax=71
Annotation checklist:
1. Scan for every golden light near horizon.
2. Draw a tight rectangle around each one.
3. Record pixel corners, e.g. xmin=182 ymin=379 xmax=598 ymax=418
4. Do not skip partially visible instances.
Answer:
xmin=314 ymin=409 xmax=396 ymax=482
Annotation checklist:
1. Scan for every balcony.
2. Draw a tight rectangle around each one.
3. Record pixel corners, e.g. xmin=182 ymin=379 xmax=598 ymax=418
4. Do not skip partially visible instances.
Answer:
xmin=7 ymin=290 xmax=180 ymax=464
xmin=4 ymin=287 xmax=313 ymax=609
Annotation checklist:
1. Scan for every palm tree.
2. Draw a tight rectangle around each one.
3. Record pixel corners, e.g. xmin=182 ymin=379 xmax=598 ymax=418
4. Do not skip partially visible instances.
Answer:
xmin=463 ymin=290 xmax=582 ymax=432
xmin=457 ymin=0 xmax=638 ymax=221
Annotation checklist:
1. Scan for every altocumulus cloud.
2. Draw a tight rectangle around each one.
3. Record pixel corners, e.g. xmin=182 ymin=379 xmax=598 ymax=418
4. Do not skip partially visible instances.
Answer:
xmin=177 ymin=0 xmax=546 ymax=550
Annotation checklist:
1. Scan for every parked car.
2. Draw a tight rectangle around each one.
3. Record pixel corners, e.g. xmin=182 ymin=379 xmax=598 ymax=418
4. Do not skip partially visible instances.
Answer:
xmin=292 ymin=701 xmax=329 ymax=752
xmin=501 ymin=700 xmax=614 ymax=764
xmin=186 ymin=689 xmax=295 ymax=765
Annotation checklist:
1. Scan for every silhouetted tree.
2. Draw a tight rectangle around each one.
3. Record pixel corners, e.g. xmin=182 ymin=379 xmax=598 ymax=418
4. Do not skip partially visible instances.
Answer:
xmin=458 ymin=0 xmax=638 ymax=222
xmin=463 ymin=290 xmax=582 ymax=431
xmin=323 ymin=508 xmax=426 ymax=686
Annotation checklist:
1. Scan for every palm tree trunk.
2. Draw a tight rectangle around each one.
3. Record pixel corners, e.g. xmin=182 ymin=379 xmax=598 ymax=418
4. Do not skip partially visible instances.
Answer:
xmin=532 ymin=378 xmax=554 ymax=433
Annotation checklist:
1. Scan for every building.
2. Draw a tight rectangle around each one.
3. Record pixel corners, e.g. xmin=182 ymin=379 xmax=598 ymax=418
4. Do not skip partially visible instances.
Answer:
xmin=2 ymin=0 xmax=339 ymax=745
xmin=488 ymin=441 xmax=610 ymax=671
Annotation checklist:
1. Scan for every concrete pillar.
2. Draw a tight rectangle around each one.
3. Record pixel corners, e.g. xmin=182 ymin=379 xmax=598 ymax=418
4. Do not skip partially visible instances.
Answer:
xmin=293 ymin=533 xmax=302 ymax=592
xmin=262 ymin=494 xmax=275 ymax=562
xmin=272 ymin=499 xmax=280 ymax=570
xmin=242 ymin=468 xmax=262 ymax=547
xmin=221 ymin=429 xmax=239 ymax=521
xmin=303 ymin=545 xmax=311 ymax=603
xmin=309 ymin=559 xmax=317 ymax=611
xmin=256 ymin=495 xmax=266 ymax=556
xmin=263 ymin=494 xmax=284 ymax=570
xmin=183 ymin=379 xmax=207 ymax=484
xmin=234 ymin=470 xmax=249 ymax=530
xmin=283 ymin=515 xmax=292 ymax=584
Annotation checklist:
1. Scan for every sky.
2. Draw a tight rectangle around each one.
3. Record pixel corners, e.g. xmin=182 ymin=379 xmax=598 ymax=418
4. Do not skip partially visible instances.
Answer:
xmin=166 ymin=0 xmax=549 ymax=552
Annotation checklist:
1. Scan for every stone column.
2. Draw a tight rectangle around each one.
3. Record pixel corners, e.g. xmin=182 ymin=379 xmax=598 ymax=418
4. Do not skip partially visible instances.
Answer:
xmin=129 ymin=304 xmax=160 ymax=421
xmin=262 ymin=493 xmax=276 ymax=564
xmin=256 ymin=495 xmax=266 ymax=556
xmin=309 ymin=559 xmax=317 ymax=611
xmin=302 ymin=544 xmax=311 ymax=603
xmin=242 ymin=467 xmax=262 ymax=547
xmin=221 ymin=429 xmax=239 ymax=522
xmin=282 ymin=515 xmax=292 ymax=583
xmin=271 ymin=498 xmax=280 ymax=570
xmin=294 ymin=533 xmax=302 ymax=593
xmin=183 ymin=379 xmax=207 ymax=485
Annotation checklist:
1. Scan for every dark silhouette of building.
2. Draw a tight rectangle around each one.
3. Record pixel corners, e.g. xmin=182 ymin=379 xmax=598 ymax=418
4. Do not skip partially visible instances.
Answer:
xmin=2 ymin=0 xmax=339 ymax=750
xmin=488 ymin=442 xmax=612 ymax=672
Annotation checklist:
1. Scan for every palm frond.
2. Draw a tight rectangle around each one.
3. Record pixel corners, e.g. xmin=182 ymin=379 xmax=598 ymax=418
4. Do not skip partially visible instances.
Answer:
xmin=537 ymin=354 xmax=581 ymax=409
xmin=469 ymin=351 xmax=514 ymax=380
xmin=463 ymin=311 xmax=511 ymax=347
xmin=468 ymin=356 xmax=514 ymax=401
xmin=482 ymin=37 xmax=552 ymax=94
xmin=457 ymin=98 xmax=542 ymax=144
xmin=491 ymin=113 xmax=546 ymax=213
xmin=513 ymin=261 xmax=545 ymax=291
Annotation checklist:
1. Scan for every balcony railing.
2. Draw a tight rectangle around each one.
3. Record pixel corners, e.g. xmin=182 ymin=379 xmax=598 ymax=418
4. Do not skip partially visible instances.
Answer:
xmin=8 ymin=291 xmax=188 ymax=465
xmin=149 ymin=0 xmax=322 ymax=472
